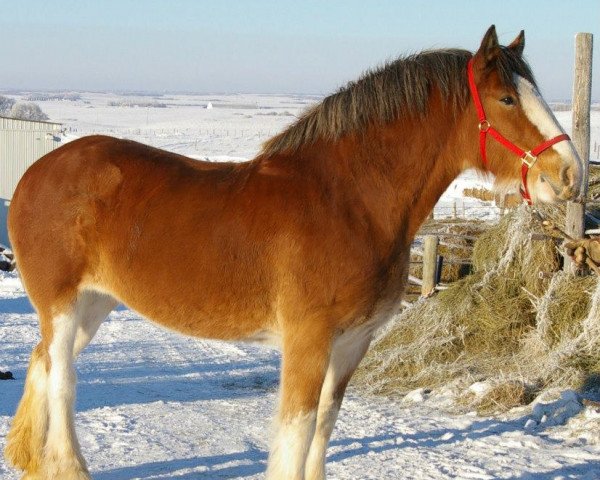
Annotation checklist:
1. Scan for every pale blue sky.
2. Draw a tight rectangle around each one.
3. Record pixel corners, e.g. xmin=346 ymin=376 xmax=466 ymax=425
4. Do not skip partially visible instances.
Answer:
xmin=1 ymin=0 xmax=598 ymax=100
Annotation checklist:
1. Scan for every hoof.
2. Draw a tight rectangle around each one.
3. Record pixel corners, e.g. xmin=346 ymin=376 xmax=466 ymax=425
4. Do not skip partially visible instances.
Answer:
xmin=306 ymin=468 xmax=326 ymax=480
xmin=42 ymin=448 xmax=90 ymax=480
xmin=45 ymin=471 xmax=90 ymax=480
xmin=21 ymin=473 xmax=43 ymax=480
xmin=40 ymin=470 xmax=91 ymax=480
xmin=42 ymin=464 xmax=91 ymax=480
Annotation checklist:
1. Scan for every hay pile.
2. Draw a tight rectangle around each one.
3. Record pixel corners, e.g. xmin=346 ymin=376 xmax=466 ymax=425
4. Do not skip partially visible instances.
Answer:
xmin=588 ymin=164 xmax=600 ymax=201
xmin=462 ymin=187 xmax=496 ymax=202
xmin=355 ymin=205 xmax=600 ymax=413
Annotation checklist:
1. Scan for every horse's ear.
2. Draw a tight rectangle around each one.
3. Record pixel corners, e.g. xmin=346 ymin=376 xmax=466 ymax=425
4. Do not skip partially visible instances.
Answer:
xmin=477 ymin=25 xmax=500 ymax=64
xmin=508 ymin=30 xmax=525 ymax=56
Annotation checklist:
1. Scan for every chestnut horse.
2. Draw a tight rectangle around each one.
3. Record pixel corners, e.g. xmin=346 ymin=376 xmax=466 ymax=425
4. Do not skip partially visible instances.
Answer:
xmin=5 ymin=26 xmax=581 ymax=480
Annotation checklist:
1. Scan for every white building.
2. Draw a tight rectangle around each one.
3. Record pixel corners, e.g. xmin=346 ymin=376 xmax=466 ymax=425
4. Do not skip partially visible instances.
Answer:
xmin=0 ymin=116 xmax=63 ymax=246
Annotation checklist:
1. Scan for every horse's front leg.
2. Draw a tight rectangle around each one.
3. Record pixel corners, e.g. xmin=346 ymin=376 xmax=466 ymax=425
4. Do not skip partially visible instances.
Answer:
xmin=266 ymin=321 xmax=332 ymax=480
xmin=305 ymin=327 xmax=373 ymax=480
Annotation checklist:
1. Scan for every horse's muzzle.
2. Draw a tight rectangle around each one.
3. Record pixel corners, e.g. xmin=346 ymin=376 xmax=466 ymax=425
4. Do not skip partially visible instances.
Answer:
xmin=557 ymin=164 xmax=581 ymax=201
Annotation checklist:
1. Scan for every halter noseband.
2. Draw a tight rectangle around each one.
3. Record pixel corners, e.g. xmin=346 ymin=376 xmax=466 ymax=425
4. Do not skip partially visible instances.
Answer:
xmin=466 ymin=58 xmax=570 ymax=205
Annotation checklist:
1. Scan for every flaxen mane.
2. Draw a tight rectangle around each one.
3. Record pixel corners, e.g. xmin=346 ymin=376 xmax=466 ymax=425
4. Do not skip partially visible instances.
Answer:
xmin=261 ymin=47 xmax=535 ymax=157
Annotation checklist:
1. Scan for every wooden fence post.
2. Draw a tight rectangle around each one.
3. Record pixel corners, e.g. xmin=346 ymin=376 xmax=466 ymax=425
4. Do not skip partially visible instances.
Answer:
xmin=565 ymin=32 xmax=593 ymax=271
xmin=422 ymin=235 xmax=439 ymax=296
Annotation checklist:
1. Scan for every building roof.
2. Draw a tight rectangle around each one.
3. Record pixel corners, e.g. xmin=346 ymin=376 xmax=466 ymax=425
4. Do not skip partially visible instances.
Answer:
xmin=0 ymin=115 xmax=63 ymax=126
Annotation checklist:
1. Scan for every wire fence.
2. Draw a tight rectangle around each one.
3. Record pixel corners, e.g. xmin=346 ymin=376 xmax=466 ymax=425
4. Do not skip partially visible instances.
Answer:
xmin=65 ymin=126 xmax=278 ymax=140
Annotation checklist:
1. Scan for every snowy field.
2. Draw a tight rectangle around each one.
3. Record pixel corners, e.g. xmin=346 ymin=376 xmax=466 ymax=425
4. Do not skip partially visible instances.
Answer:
xmin=2 ymin=91 xmax=530 ymax=219
xmin=5 ymin=92 xmax=600 ymax=219
xmin=1 ymin=93 xmax=600 ymax=479
xmin=1 ymin=269 xmax=600 ymax=479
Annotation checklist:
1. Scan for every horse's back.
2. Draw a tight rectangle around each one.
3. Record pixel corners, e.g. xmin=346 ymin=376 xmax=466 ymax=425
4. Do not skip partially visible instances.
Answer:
xmin=9 ymin=134 xmax=252 ymax=250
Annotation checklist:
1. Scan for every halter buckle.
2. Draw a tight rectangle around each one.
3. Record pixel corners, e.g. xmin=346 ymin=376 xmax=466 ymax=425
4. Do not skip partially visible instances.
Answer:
xmin=478 ymin=120 xmax=491 ymax=132
xmin=522 ymin=151 xmax=537 ymax=168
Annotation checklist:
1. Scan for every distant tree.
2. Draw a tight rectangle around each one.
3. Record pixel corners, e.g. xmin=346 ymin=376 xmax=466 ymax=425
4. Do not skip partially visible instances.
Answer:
xmin=9 ymin=102 xmax=49 ymax=121
xmin=0 ymin=95 xmax=16 ymax=116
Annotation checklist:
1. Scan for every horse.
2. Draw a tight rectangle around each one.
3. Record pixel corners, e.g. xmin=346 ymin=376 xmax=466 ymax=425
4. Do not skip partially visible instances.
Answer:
xmin=5 ymin=25 xmax=581 ymax=480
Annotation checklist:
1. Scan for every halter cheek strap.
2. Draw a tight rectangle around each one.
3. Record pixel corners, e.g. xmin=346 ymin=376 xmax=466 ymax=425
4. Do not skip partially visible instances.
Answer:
xmin=467 ymin=58 xmax=570 ymax=205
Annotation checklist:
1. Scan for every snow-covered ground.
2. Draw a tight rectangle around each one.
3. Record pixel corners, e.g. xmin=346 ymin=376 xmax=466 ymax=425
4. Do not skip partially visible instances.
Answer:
xmin=30 ymin=92 xmax=316 ymax=159
xmin=1 ymin=93 xmax=600 ymax=479
xmin=1 ymin=269 xmax=600 ymax=479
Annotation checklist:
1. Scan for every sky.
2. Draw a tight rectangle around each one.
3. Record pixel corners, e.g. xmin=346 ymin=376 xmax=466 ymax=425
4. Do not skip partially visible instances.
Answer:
xmin=0 ymin=0 xmax=598 ymax=101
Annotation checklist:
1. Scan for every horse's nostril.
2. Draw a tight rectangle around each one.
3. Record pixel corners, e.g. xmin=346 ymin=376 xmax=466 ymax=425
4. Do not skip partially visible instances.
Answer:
xmin=560 ymin=165 xmax=574 ymax=187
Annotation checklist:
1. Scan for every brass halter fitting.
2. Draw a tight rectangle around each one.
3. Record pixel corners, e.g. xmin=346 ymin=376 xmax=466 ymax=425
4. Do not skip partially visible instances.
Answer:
xmin=521 ymin=151 xmax=538 ymax=169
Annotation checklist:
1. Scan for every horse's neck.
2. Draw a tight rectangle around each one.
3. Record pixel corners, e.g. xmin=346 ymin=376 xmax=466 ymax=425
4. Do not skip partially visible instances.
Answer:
xmin=400 ymin=131 xmax=466 ymax=239
xmin=316 ymin=102 xmax=466 ymax=252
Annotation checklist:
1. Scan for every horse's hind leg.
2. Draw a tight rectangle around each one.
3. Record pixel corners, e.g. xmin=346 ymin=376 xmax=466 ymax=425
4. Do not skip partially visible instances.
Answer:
xmin=5 ymin=290 xmax=116 ymax=480
xmin=42 ymin=302 xmax=89 ymax=480
xmin=5 ymin=341 xmax=50 ymax=477
xmin=72 ymin=290 xmax=118 ymax=357
xmin=44 ymin=291 xmax=116 ymax=480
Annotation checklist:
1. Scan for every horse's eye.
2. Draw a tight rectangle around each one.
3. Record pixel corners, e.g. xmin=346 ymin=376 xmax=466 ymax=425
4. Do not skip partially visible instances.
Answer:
xmin=500 ymin=96 xmax=516 ymax=106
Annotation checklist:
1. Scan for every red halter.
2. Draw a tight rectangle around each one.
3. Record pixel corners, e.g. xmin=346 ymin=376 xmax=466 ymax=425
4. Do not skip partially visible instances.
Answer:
xmin=466 ymin=58 xmax=570 ymax=205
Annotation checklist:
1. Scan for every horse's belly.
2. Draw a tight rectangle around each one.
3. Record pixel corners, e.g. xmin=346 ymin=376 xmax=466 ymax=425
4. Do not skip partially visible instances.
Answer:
xmin=86 ymin=276 xmax=277 ymax=342
xmin=239 ymin=329 xmax=282 ymax=347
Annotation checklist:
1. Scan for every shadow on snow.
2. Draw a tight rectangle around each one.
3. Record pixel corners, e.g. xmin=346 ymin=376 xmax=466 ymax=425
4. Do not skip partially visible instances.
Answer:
xmin=0 ymin=355 xmax=279 ymax=416
xmin=93 ymin=446 xmax=267 ymax=480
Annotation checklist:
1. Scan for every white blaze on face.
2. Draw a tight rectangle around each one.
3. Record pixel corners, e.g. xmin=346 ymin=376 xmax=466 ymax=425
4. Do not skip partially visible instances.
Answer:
xmin=515 ymin=75 xmax=581 ymax=182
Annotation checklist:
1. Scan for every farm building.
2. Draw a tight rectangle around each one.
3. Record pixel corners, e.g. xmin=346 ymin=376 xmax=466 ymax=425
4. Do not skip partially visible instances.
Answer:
xmin=0 ymin=116 xmax=63 ymax=246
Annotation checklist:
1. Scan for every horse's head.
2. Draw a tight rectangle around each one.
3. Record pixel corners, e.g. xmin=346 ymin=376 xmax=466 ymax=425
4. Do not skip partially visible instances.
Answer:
xmin=467 ymin=25 xmax=582 ymax=204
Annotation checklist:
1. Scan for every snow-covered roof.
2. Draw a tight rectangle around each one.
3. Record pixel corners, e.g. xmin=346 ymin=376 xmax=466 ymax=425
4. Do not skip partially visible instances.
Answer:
xmin=0 ymin=115 xmax=62 ymax=127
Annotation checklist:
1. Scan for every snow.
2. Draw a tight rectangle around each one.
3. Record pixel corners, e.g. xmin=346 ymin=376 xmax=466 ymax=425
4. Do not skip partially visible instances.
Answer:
xmin=1 ymin=269 xmax=600 ymax=478
xmin=529 ymin=391 xmax=585 ymax=431
xmin=1 ymin=93 xmax=600 ymax=478
xmin=402 ymin=388 xmax=431 ymax=404
xmin=468 ymin=381 xmax=493 ymax=397
xmin=13 ymin=92 xmax=600 ymax=222
xmin=35 ymin=92 xmax=308 ymax=160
